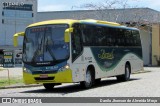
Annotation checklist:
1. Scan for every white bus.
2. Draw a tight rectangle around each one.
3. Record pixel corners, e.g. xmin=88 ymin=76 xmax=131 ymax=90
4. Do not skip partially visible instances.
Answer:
xmin=13 ymin=19 xmax=143 ymax=89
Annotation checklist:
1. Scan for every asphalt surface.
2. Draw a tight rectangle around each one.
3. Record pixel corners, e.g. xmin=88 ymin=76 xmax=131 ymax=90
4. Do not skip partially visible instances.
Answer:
xmin=0 ymin=67 xmax=159 ymax=97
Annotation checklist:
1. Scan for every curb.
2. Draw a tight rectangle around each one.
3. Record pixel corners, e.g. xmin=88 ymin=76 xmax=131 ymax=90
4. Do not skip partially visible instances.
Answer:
xmin=0 ymin=84 xmax=42 ymax=89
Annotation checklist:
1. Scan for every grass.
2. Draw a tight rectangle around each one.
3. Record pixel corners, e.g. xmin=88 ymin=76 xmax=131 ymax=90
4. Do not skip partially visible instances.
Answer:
xmin=0 ymin=77 xmax=23 ymax=88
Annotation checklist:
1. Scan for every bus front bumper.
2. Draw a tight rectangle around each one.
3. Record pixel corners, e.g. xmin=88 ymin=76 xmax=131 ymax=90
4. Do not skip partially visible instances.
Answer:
xmin=23 ymin=69 xmax=73 ymax=84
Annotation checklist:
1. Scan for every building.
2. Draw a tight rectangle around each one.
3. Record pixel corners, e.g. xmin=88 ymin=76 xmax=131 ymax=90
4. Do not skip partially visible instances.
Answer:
xmin=0 ymin=0 xmax=37 ymax=49
xmin=152 ymin=23 xmax=160 ymax=66
xmin=0 ymin=0 xmax=160 ymax=66
xmin=0 ymin=0 xmax=37 ymax=66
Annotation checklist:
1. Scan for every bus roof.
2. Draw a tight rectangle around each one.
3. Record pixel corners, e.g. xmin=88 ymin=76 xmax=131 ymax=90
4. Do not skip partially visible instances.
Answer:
xmin=28 ymin=19 xmax=138 ymax=30
xmin=28 ymin=19 xmax=79 ymax=28
xmin=80 ymin=19 xmax=121 ymax=26
xmin=80 ymin=19 xmax=138 ymax=30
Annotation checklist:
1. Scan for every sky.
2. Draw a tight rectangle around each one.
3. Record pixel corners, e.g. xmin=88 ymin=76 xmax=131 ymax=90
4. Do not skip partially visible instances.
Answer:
xmin=38 ymin=0 xmax=160 ymax=12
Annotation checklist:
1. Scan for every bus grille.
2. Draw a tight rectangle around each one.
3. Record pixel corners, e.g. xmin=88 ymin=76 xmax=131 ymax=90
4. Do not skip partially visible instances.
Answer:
xmin=34 ymin=77 xmax=55 ymax=81
xmin=32 ymin=70 xmax=58 ymax=74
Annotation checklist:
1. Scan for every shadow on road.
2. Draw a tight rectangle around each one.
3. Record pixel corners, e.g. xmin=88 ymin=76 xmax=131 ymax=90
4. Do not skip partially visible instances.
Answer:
xmin=21 ymin=78 xmax=140 ymax=95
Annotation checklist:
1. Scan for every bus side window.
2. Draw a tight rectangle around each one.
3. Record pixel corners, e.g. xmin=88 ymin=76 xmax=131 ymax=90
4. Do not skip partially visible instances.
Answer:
xmin=118 ymin=29 xmax=125 ymax=46
xmin=115 ymin=28 xmax=120 ymax=46
xmin=97 ymin=27 xmax=106 ymax=46
xmin=132 ymin=30 xmax=141 ymax=46
xmin=102 ymin=27 xmax=108 ymax=46
xmin=108 ymin=28 xmax=116 ymax=46
xmin=125 ymin=30 xmax=132 ymax=46
xmin=83 ymin=25 xmax=94 ymax=46
xmin=83 ymin=28 xmax=90 ymax=46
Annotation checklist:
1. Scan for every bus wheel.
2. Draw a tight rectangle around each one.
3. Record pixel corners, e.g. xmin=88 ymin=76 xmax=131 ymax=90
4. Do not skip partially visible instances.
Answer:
xmin=80 ymin=70 xmax=94 ymax=88
xmin=117 ymin=64 xmax=131 ymax=81
xmin=124 ymin=64 xmax=131 ymax=81
xmin=43 ymin=83 xmax=55 ymax=90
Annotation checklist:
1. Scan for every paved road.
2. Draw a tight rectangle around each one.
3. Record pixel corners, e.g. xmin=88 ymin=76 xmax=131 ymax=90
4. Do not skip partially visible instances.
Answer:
xmin=0 ymin=67 xmax=160 ymax=97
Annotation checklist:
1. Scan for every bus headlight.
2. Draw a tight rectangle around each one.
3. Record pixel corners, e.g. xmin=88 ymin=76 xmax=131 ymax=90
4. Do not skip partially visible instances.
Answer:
xmin=65 ymin=65 xmax=70 ymax=69
xmin=23 ymin=68 xmax=32 ymax=74
xmin=58 ymin=64 xmax=70 ymax=72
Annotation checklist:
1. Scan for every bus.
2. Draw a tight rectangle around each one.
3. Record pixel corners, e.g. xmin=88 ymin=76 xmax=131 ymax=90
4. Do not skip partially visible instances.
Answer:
xmin=13 ymin=19 xmax=143 ymax=89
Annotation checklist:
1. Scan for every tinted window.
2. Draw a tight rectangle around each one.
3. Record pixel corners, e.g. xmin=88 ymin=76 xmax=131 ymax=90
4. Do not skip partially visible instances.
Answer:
xmin=132 ymin=30 xmax=141 ymax=46
xmin=72 ymin=23 xmax=141 ymax=47
xmin=124 ymin=30 xmax=133 ymax=46
xmin=117 ymin=29 xmax=125 ymax=46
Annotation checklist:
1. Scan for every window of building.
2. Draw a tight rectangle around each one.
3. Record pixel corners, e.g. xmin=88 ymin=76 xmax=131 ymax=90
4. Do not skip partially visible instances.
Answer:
xmin=3 ymin=10 xmax=33 ymax=18
xmin=2 ymin=19 xmax=4 ymax=24
xmin=2 ymin=11 xmax=4 ymax=16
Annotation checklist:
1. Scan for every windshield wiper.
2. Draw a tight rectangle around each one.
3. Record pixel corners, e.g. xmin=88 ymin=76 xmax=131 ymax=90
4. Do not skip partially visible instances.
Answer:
xmin=45 ymin=38 xmax=56 ymax=61
xmin=31 ymin=33 xmax=43 ymax=62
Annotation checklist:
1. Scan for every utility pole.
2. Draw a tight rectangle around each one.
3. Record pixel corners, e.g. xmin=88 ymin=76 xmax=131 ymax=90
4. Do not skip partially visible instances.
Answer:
xmin=15 ymin=5 xmax=17 ymax=34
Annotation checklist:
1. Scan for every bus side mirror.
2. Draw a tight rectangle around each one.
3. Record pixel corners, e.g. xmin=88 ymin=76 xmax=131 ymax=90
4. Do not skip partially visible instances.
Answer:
xmin=13 ymin=32 xmax=25 ymax=47
xmin=64 ymin=28 xmax=73 ymax=43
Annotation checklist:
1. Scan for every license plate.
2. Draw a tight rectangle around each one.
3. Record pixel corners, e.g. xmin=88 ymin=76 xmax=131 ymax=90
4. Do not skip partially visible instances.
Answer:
xmin=40 ymin=74 xmax=48 ymax=78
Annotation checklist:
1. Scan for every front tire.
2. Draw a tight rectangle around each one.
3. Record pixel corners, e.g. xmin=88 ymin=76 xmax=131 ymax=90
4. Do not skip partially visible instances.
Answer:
xmin=80 ymin=70 xmax=94 ymax=88
xmin=117 ymin=64 xmax=131 ymax=81
xmin=43 ymin=83 xmax=55 ymax=90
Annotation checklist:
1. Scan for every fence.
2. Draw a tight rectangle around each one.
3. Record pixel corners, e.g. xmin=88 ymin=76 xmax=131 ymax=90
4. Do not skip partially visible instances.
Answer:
xmin=0 ymin=67 xmax=23 ymax=87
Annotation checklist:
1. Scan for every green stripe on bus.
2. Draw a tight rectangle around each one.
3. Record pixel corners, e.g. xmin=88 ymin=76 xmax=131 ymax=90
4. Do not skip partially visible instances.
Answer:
xmin=90 ymin=47 xmax=143 ymax=72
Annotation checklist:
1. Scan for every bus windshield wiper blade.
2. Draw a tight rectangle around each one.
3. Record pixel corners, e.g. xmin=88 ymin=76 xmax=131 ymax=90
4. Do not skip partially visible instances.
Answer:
xmin=31 ymin=34 xmax=43 ymax=62
xmin=45 ymin=38 xmax=57 ymax=61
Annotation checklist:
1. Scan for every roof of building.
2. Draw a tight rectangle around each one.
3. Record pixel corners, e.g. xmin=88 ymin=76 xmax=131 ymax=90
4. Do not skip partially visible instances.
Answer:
xmin=37 ymin=8 xmax=160 ymax=23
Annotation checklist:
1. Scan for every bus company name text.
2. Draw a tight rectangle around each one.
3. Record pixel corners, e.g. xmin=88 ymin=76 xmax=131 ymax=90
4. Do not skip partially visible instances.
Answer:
xmin=98 ymin=49 xmax=114 ymax=60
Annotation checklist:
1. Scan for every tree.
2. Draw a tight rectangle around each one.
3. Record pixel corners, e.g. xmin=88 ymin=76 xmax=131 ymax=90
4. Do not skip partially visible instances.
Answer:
xmin=72 ymin=0 xmax=158 ymax=28
xmin=72 ymin=0 xmax=134 ymax=20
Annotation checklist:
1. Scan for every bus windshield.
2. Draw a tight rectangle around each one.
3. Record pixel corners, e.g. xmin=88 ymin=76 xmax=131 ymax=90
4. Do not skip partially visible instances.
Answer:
xmin=23 ymin=24 xmax=69 ymax=64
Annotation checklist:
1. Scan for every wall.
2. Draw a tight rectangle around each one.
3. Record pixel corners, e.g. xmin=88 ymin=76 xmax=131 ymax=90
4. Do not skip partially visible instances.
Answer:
xmin=140 ymin=29 xmax=150 ymax=66
xmin=152 ymin=24 xmax=160 ymax=66
xmin=37 ymin=8 xmax=160 ymax=23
